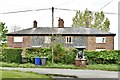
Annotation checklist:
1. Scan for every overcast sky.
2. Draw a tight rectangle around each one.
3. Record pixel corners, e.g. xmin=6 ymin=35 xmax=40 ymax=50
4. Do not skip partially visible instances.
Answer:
xmin=0 ymin=0 xmax=119 ymax=49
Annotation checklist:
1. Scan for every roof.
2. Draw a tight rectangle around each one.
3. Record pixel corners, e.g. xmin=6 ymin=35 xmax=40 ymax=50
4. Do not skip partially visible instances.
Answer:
xmin=6 ymin=27 xmax=116 ymax=36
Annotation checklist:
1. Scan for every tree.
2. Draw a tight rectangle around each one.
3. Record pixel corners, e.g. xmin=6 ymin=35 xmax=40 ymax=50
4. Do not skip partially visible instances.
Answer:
xmin=0 ymin=22 xmax=8 ymax=47
xmin=72 ymin=9 xmax=110 ymax=32
xmin=50 ymin=34 xmax=63 ymax=63
xmin=11 ymin=25 xmax=21 ymax=32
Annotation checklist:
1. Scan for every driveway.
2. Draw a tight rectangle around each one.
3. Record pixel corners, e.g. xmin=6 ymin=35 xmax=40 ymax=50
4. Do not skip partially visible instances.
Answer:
xmin=1 ymin=67 xmax=119 ymax=78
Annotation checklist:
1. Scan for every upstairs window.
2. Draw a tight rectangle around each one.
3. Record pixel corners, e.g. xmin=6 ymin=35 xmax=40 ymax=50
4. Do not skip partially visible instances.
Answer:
xmin=96 ymin=37 xmax=106 ymax=43
xmin=45 ymin=36 xmax=51 ymax=43
xmin=66 ymin=36 xmax=72 ymax=43
xmin=14 ymin=36 xmax=23 ymax=42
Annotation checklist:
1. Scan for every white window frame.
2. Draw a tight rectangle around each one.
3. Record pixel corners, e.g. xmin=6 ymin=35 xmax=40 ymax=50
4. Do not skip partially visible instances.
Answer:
xmin=45 ymin=36 xmax=51 ymax=43
xmin=96 ymin=37 xmax=106 ymax=43
xmin=96 ymin=49 xmax=106 ymax=51
xmin=66 ymin=36 xmax=73 ymax=43
xmin=14 ymin=36 xmax=23 ymax=42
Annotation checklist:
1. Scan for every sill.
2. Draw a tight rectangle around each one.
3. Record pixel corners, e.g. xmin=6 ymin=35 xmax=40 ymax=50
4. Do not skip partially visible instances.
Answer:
xmin=96 ymin=43 xmax=106 ymax=44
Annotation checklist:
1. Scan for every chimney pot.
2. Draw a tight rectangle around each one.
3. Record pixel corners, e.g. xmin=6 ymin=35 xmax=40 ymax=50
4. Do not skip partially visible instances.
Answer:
xmin=33 ymin=20 xmax=37 ymax=28
xmin=58 ymin=17 xmax=64 ymax=28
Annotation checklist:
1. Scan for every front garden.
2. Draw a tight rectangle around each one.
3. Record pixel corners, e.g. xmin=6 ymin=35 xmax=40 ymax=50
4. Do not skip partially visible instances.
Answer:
xmin=1 ymin=43 xmax=120 ymax=71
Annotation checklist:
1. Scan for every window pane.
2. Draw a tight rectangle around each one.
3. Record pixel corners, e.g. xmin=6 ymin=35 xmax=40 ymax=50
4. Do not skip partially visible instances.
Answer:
xmin=14 ymin=37 xmax=23 ymax=42
xmin=66 ymin=36 xmax=72 ymax=43
xmin=69 ymin=37 xmax=71 ymax=42
xmin=67 ymin=37 xmax=69 ymax=43
xmin=96 ymin=37 xmax=106 ymax=43
xmin=45 ymin=36 xmax=51 ymax=43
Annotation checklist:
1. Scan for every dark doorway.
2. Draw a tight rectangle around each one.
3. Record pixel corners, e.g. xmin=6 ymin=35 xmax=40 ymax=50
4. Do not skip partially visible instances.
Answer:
xmin=75 ymin=46 xmax=86 ymax=59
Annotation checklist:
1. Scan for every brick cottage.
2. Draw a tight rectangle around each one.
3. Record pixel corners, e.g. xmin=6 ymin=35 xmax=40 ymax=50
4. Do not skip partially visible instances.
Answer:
xmin=6 ymin=18 xmax=116 ymax=51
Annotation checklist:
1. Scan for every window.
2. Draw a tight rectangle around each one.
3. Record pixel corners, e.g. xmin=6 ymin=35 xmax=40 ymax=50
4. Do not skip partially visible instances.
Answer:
xmin=96 ymin=49 xmax=106 ymax=51
xmin=96 ymin=37 xmax=106 ymax=43
xmin=66 ymin=36 xmax=72 ymax=43
xmin=14 ymin=36 xmax=23 ymax=42
xmin=45 ymin=36 xmax=51 ymax=43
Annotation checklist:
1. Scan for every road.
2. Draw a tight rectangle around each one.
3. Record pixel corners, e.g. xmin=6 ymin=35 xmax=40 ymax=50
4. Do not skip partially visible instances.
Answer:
xmin=1 ymin=67 xmax=119 ymax=78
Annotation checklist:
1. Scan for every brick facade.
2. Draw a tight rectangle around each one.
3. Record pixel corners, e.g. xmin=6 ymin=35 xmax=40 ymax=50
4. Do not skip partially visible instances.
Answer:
xmin=7 ymin=35 xmax=114 ymax=50
xmin=86 ymin=36 xmax=114 ymax=50
xmin=7 ymin=36 xmax=31 ymax=48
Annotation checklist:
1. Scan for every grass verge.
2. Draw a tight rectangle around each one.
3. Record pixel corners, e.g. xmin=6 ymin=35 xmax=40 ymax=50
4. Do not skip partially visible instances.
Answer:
xmin=1 ymin=69 xmax=52 ymax=79
xmin=1 ymin=62 xmax=119 ymax=71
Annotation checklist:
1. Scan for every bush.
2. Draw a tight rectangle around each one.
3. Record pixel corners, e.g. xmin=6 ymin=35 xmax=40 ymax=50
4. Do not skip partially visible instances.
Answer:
xmin=25 ymin=48 xmax=52 ymax=63
xmin=2 ymin=48 xmax=22 ymax=63
xmin=51 ymin=43 xmax=78 ymax=64
xmin=25 ymin=44 xmax=78 ymax=64
xmin=84 ymin=50 xmax=120 ymax=64
xmin=62 ymin=49 xmax=78 ymax=64
xmin=53 ymin=43 xmax=65 ymax=63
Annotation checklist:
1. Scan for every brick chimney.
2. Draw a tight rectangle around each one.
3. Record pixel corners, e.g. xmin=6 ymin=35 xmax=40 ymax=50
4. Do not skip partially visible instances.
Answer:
xmin=33 ymin=20 xmax=37 ymax=28
xmin=58 ymin=17 xmax=64 ymax=28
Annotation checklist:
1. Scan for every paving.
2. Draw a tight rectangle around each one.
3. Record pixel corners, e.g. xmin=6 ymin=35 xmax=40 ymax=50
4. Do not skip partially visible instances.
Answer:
xmin=1 ymin=67 xmax=119 ymax=78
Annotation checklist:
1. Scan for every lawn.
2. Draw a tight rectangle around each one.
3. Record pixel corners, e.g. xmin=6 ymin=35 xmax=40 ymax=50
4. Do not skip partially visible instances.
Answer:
xmin=1 ymin=69 xmax=52 ymax=79
xmin=1 ymin=62 xmax=119 ymax=71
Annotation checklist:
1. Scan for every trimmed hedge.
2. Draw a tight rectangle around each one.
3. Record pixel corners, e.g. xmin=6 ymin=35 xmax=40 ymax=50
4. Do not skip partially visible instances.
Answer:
xmin=25 ymin=44 xmax=78 ymax=64
xmin=2 ymin=48 xmax=22 ymax=63
xmin=25 ymin=48 xmax=52 ymax=63
xmin=85 ymin=50 xmax=120 ymax=64
xmin=2 ymin=47 xmax=119 ymax=65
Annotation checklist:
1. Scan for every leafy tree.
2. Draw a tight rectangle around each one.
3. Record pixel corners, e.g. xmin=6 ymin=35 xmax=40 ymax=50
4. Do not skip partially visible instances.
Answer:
xmin=72 ymin=9 xmax=110 ymax=31
xmin=0 ymin=22 xmax=8 ymax=47
xmin=51 ymin=34 xmax=63 ymax=63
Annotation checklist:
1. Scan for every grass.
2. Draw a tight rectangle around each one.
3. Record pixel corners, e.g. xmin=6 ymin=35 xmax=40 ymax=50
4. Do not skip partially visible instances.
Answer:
xmin=1 ymin=69 xmax=52 ymax=79
xmin=86 ymin=64 xmax=119 ymax=71
xmin=1 ymin=62 xmax=119 ymax=71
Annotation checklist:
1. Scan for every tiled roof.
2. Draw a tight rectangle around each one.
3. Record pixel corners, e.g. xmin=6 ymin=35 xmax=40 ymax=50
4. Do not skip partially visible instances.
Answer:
xmin=6 ymin=27 xmax=116 ymax=36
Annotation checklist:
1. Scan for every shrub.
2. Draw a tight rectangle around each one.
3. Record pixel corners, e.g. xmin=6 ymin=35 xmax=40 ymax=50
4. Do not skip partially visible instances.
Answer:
xmin=25 ymin=48 xmax=52 ymax=63
xmin=62 ymin=49 xmax=78 ymax=64
xmin=84 ymin=50 xmax=120 ymax=64
xmin=53 ymin=43 xmax=65 ymax=63
xmin=25 ymin=44 xmax=78 ymax=64
xmin=53 ymin=43 xmax=78 ymax=64
xmin=2 ymin=48 xmax=22 ymax=63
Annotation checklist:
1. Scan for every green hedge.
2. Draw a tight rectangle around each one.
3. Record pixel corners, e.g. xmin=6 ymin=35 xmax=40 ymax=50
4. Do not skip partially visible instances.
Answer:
xmin=62 ymin=48 xmax=78 ymax=64
xmin=25 ymin=44 xmax=78 ymax=64
xmin=25 ymin=48 xmax=52 ymax=63
xmin=2 ymin=48 xmax=22 ymax=63
xmin=84 ymin=50 xmax=120 ymax=64
xmin=53 ymin=44 xmax=78 ymax=64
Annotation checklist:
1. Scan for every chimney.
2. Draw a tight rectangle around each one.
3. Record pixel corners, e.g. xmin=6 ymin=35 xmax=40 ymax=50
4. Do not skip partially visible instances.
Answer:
xmin=33 ymin=20 xmax=37 ymax=28
xmin=85 ymin=20 xmax=89 ymax=28
xmin=58 ymin=17 xmax=64 ymax=28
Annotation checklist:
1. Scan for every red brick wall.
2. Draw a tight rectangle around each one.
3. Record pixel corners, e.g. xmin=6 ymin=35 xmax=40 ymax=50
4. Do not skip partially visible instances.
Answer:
xmin=86 ymin=36 xmax=114 ymax=50
xmin=7 ymin=36 xmax=31 ymax=48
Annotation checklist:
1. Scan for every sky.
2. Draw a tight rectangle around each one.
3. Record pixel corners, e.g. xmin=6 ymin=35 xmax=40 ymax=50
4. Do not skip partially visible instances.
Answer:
xmin=0 ymin=0 xmax=119 ymax=50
